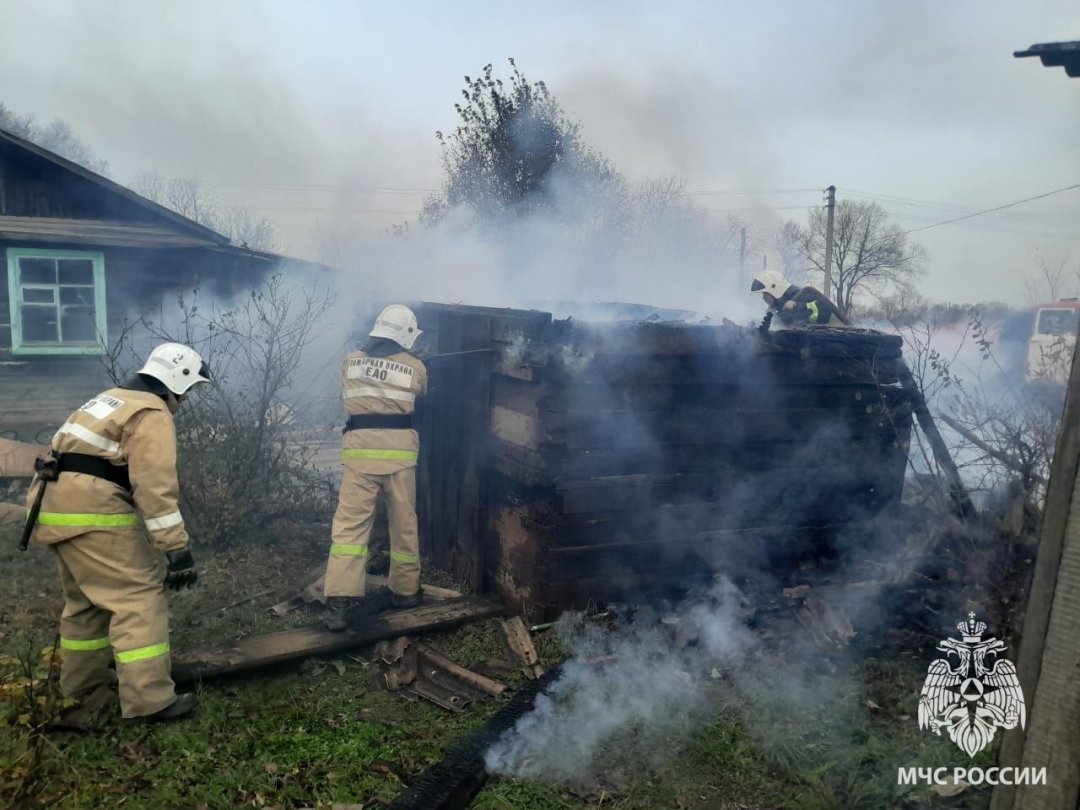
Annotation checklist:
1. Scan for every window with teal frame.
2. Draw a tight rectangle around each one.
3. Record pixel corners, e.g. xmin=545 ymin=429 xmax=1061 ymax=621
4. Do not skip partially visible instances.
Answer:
xmin=6 ymin=248 xmax=107 ymax=355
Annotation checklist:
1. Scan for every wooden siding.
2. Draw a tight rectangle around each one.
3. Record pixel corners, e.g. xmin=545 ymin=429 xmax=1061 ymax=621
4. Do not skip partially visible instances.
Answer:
xmin=0 ymin=357 xmax=108 ymax=444
xmin=0 ymin=138 xmax=163 ymax=223
xmin=414 ymin=304 xmax=912 ymax=618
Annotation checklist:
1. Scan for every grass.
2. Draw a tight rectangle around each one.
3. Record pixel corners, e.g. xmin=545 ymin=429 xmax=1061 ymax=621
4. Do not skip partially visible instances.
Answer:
xmin=0 ymin=523 xmax=997 ymax=809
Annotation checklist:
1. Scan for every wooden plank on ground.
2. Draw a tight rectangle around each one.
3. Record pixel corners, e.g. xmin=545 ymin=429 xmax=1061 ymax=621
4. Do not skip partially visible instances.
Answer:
xmin=0 ymin=502 xmax=25 ymax=524
xmin=173 ymin=596 xmax=504 ymax=683
xmin=0 ymin=438 xmax=44 ymax=477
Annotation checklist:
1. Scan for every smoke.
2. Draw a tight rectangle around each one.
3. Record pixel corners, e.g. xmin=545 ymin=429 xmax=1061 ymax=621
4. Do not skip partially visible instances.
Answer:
xmin=484 ymin=577 xmax=757 ymax=786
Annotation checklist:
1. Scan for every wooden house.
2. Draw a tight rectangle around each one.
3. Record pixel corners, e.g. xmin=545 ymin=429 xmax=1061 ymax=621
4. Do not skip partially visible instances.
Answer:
xmin=0 ymin=127 xmax=321 ymax=442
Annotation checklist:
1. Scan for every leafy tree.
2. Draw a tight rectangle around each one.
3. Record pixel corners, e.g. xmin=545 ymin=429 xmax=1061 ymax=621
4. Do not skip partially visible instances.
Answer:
xmin=795 ymin=200 xmax=925 ymax=316
xmin=422 ymin=59 xmax=618 ymax=227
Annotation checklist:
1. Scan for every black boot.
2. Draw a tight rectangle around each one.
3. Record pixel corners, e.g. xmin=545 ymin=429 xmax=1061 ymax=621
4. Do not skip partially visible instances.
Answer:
xmin=391 ymin=589 xmax=423 ymax=609
xmin=130 ymin=693 xmax=198 ymax=724
xmin=325 ymin=596 xmax=351 ymax=632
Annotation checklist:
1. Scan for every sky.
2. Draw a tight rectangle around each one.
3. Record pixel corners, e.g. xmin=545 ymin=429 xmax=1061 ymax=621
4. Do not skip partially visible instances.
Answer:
xmin=1 ymin=0 xmax=1078 ymax=307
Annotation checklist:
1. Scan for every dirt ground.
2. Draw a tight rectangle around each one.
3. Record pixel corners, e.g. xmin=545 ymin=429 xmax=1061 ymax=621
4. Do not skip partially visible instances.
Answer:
xmin=0 ymin=522 xmax=997 ymax=810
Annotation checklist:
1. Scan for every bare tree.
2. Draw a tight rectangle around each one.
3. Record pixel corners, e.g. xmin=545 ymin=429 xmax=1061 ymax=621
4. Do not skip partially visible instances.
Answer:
xmin=103 ymin=276 xmax=337 ymax=545
xmin=1023 ymin=254 xmax=1078 ymax=307
xmin=798 ymin=200 xmax=925 ymax=317
xmin=773 ymin=220 xmax=806 ymax=284
xmin=0 ymin=101 xmax=109 ymax=175
xmin=132 ymin=171 xmax=278 ymax=252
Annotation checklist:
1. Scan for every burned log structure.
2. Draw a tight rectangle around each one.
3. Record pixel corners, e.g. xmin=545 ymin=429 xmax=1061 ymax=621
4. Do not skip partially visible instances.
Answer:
xmin=415 ymin=304 xmax=912 ymax=618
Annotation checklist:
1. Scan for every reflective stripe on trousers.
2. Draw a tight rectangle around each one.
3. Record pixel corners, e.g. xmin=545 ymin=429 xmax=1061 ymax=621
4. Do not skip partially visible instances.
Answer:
xmin=61 ymin=636 xmax=110 ymax=651
xmin=330 ymin=543 xmax=368 ymax=556
xmin=115 ymin=642 xmax=171 ymax=664
xmin=60 ymin=638 xmax=170 ymax=664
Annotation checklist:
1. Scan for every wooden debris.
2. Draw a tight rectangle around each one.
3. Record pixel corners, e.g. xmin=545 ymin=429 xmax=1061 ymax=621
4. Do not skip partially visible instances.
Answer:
xmin=376 ymin=639 xmax=506 ymax=711
xmin=496 ymin=616 xmax=544 ymax=679
xmin=415 ymin=643 xmax=506 ymax=697
xmin=173 ymin=596 xmax=505 ymax=683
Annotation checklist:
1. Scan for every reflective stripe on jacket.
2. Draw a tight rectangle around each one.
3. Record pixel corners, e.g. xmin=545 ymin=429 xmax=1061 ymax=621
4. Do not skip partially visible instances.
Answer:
xmin=340 ymin=349 xmax=428 ymax=474
xmin=26 ymin=387 xmax=189 ymax=550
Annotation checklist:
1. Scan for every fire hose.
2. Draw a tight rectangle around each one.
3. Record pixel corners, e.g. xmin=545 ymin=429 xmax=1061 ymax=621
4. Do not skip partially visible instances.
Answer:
xmin=387 ymin=665 xmax=562 ymax=810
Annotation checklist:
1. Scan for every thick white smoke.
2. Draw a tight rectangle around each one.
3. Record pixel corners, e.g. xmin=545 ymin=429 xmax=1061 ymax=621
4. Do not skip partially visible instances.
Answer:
xmin=484 ymin=577 xmax=757 ymax=785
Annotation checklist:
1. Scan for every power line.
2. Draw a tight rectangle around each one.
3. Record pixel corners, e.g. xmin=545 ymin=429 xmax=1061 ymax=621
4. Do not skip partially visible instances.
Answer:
xmin=685 ymin=187 xmax=820 ymax=196
xmin=900 ymin=183 xmax=1080 ymax=234
xmin=204 ymin=181 xmax=437 ymax=194
xmin=205 ymin=180 xmax=823 ymax=198
xmin=840 ymin=187 xmax=1071 ymax=228
xmin=704 ymin=205 xmax=818 ymax=213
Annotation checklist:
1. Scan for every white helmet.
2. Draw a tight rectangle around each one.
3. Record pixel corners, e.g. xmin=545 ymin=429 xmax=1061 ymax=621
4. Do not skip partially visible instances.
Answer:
xmin=137 ymin=342 xmax=211 ymax=396
xmin=750 ymin=270 xmax=793 ymax=300
xmin=369 ymin=304 xmax=421 ymax=350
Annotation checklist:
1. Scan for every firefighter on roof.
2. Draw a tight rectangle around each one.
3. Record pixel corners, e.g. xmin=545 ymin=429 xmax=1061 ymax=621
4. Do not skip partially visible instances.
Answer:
xmin=25 ymin=342 xmax=209 ymax=723
xmin=751 ymin=270 xmax=850 ymax=329
xmin=323 ymin=304 xmax=428 ymax=632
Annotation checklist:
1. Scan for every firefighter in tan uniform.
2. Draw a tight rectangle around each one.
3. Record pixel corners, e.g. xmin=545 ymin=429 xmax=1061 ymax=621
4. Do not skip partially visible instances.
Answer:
xmin=25 ymin=342 xmax=209 ymax=722
xmin=324 ymin=305 xmax=428 ymax=632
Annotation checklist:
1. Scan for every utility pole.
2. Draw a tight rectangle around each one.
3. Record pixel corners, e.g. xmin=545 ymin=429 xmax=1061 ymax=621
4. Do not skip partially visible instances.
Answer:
xmin=823 ymin=185 xmax=836 ymax=300
xmin=739 ymin=226 xmax=747 ymax=279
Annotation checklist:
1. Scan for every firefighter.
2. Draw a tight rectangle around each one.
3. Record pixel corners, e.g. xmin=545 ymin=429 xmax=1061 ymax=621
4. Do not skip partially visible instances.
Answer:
xmin=750 ymin=270 xmax=850 ymax=328
xmin=26 ymin=342 xmax=209 ymax=723
xmin=324 ymin=305 xmax=428 ymax=632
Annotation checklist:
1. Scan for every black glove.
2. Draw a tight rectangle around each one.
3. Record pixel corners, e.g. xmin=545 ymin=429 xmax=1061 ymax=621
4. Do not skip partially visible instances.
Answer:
xmin=164 ymin=548 xmax=198 ymax=590
xmin=758 ymin=310 xmax=774 ymax=335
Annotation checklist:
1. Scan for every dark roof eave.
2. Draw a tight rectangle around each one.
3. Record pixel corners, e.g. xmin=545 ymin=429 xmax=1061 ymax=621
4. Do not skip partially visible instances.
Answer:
xmin=0 ymin=127 xmax=232 ymax=244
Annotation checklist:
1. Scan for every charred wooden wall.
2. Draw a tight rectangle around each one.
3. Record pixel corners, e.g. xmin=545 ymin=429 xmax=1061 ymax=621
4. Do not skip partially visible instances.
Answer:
xmin=415 ymin=304 xmax=912 ymax=618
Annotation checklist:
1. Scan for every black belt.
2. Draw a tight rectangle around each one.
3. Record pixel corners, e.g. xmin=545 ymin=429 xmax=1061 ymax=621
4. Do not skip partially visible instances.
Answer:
xmin=58 ymin=453 xmax=132 ymax=492
xmin=344 ymin=413 xmax=414 ymax=433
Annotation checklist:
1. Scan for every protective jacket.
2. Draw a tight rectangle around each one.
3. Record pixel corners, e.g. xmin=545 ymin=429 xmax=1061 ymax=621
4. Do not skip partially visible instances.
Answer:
xmin=325 ymin=340 xmax=427 ymax=600
xmin=27 ymin=387 xmax=189 ymax=552
xmin=340 ymin=343 xmax=428 ymax=475
xmin=774 ymin=285 xmax=850 ymax=327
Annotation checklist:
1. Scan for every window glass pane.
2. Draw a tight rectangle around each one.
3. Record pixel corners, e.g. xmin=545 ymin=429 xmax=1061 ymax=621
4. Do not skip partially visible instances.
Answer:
xmin=59 ymin=286 xmax=95 ymax=306
xmin=1038 ymin=310 xmax=1077 ymax=335
xmin=19 ymin=258 xmax=57 ymax=284
xmin=21 ymin=306 xmax=59 ymax=343
xmin=58 ymin=259 xmax=94 ymax=285
xmin=22 ymin=287 xmax=56 ymax=304
xmin=60 ymin=306 xmax=98 ymax=342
